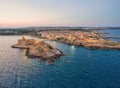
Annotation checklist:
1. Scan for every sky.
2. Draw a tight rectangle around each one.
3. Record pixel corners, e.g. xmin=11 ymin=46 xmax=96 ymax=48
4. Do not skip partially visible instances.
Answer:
xmin=0 ymin=0 xmax=120 ymax=27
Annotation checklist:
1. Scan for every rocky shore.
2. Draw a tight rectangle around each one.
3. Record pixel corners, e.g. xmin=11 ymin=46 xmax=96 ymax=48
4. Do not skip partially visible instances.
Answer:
xmin=12 ymin=36 xmax=64 ymax=63
xmin=38 ymin=30 xmax=120 ymax=50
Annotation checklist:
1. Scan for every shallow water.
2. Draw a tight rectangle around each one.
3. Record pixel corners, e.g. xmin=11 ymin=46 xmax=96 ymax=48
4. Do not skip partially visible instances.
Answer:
xmin=0 ymin=36 xmax=120 ymax=88
xmin=98 ymin=29 xmax=120 ymax=42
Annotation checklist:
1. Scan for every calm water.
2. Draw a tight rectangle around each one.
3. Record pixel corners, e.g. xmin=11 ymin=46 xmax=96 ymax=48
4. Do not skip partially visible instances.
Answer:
xmin=98 ymin=29 xmax=120 ymax=42
xmin=0 ymin=35 xmax=120 ymax=88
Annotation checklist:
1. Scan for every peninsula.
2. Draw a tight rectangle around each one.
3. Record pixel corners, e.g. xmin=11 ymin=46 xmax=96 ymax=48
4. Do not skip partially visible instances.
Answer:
xmin=12 ymin=36 xmax=64 ymax=62
xmin=38 ymin=30 xmax=120 ymax=50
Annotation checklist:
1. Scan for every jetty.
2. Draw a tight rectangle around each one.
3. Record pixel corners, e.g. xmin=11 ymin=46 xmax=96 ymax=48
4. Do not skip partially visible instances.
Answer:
xmin=12 ymin=36 xmax=64 ymax=62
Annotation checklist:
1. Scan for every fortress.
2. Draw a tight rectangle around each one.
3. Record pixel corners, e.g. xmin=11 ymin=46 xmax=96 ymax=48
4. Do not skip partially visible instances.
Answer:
xmin=12 ymin=36 xmax=64 ymax=64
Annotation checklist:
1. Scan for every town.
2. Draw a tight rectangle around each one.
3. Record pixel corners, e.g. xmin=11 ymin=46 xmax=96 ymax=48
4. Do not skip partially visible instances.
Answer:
xmin=39 ymin=30 xmax=120 ymax=50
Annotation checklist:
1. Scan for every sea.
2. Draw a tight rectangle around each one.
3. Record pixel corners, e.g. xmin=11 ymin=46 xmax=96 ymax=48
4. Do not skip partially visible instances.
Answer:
xmin=0 ymin=29 xmax=120 ymax=88
xmin=98 ymin=29 xmax=120 ymax=42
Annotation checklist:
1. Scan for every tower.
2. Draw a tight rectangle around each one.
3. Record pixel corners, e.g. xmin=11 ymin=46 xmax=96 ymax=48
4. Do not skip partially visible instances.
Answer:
xmin=22 ymin=35 xmax=26 ymax=40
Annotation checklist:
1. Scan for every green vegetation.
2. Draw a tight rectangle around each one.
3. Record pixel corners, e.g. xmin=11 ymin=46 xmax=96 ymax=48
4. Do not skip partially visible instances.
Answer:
xmin=47 ymin=45 xmax=53 ymax=49
xmin=0 ymin=29 xmax=32 ymax=35
xmin=104 ymin=41 xmax=119 ymax=46
xmin=57 ymin=37 xmax=62 ymax=41
xmin=37 ymin=47 xmax=44 ymax=53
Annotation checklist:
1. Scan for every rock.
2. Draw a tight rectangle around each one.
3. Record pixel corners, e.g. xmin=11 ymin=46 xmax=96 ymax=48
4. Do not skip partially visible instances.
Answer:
xmin=12 ymin=37 xmax=64 ymax=61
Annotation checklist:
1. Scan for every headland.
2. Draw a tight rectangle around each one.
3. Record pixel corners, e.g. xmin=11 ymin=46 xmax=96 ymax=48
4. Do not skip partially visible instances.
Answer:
xmin=12 ymin=36 xmax=64 ymax=62
xmin=38 ymin=30 xmax=120 ymax=50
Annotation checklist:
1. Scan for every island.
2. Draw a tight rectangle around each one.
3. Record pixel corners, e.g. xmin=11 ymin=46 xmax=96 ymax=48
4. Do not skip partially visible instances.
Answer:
xmin=37 ymin=30 xmax=120 ymax=50
xmin=12 ymin=36 xmax=64 ymax=63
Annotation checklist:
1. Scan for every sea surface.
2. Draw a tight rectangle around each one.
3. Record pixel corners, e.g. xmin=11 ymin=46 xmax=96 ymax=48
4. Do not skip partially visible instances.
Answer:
xmin=0 ymin=30 xmax=120 ymax=88
xmin=98 ymin=29 xmax=120 ymax=42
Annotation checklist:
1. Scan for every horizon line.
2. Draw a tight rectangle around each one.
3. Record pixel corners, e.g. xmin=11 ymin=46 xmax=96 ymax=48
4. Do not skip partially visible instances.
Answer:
xmin=0 ymin=26 xmax=120 ymax=29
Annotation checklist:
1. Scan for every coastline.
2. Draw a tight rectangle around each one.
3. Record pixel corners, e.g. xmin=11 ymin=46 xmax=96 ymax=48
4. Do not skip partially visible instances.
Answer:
xmin=34 ymin=30 xmax=120 ymax=50
xmin=11 ymin=36 xmax=64 ymax=63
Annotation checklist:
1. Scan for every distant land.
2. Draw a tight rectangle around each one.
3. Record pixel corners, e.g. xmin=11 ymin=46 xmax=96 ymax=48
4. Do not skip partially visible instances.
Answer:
xmin=0 ymin=27 xmax=120 ymax=35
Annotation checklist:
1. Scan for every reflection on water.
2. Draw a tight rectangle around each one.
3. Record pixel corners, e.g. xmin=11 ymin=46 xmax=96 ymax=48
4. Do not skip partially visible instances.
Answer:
xmin=71 ymin=45 xmax=75 ymax=50
xmin=0 ymin=36 xmax=120 ymax=88
xmin=20 ymin=49 xmax=27 ymax=56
